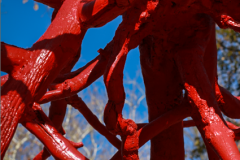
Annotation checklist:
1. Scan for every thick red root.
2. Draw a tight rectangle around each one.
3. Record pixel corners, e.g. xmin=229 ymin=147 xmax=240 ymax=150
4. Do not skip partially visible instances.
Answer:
xmin=21 ymin=103 xmax=87 ymax=160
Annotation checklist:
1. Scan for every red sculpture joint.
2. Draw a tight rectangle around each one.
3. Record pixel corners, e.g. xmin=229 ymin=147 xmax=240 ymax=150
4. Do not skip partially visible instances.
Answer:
xmin=1 ymin=0 xmax=240 ymax=159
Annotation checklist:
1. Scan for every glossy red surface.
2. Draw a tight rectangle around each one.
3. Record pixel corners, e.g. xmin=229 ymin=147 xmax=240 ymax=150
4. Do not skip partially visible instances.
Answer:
xmin=1 ymin=0 xmax=240 ymax=159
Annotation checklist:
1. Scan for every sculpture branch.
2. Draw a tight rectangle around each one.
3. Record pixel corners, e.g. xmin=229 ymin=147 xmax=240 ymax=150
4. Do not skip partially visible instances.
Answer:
xmin=34 ymin=139 xmax=83 ymax=160
xmin=66 ymin=95 xmax=122 ymax=149
xmin=1 ymin=74 xmax=9 ymax=86
xmin=1 ymin=0 xmax=132 ymax=157
xmin=21 ymin=103 xmax=87 ymax=160
xmin=2 ymin=0 xmax=240 ymax=159
xmin=110 ymin=100 xmax=192 ymax=160
xmin=1 ymin=42 xmax=30 ymax=74
xmin=216 ymin=83 xmax=240 ymax=119
xmin=38 ymin=42 xmax=113 ymax=104
xmin=138 ymin=98 xmax=192 ymax=146
xmin=34 ymin=0 xmax=64 ymax=9
xmin=175 ymin=41 xmax=240 ymax=159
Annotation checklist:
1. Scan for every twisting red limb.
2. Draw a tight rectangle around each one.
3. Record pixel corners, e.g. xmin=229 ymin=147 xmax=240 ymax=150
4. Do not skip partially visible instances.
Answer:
xmin=20 ymin=103 xmax=87 ymax=160
xmin=33 ymin=1 xmax=133 ymax=157
xmin=103 ymin=2 xmax=158 ymax=159
xmin=35 ymin=101 xmax=81 ymax=160
xmin=201 ymin=23 xmax=227 ymax=160
xmin=38 ymin=18 xmax=154 ymax=104
xmin=202 ymin=22 xmax=240 ymax=120
xmin=45 ymin=48 xmax=81 ymax=131
xmin=1 ymin=0 xmax=133 ymax=158
xmin=176 ymin=50 xmax=240 ymax=159
xmin=174 ymin=14 xmax=240 ymax=159
xmin=33 ymin=9 xmax=82 ymax=159
xmin=34 ymin=140 xmax=84 ymax=160
xmin=183 ymin=120 xmax=239 ymax=129
xmin=33 ymin=9 xmax=80 ymax=159
xmin=104 ymin=10 xmax=141 ymax=160
xmin=65 ymin=95 xmax=122 ymax=149
xmin=1 ymin=0 xmax=85 ymax=155
xmin=110 ymin=99 xmax=192 ymax=160
xmin=134 ymin=1 xmax=240 ymax=157
xmin=209 ymin=14 xmax=240 ymax=32
xmin=216 ymin=83 xmax=240 ymax=119
xmin=137 ymin=1 xmax=193 ymax=157
xmin=1 ymin=42 xmax=30 ymax=74
xmin=34 ymin=10 xmax=155 ymax=157
xmin=181 ymin=120 xmax=240 ymax=141
xmin=38 ymin=42 xmax=114 ymax=104
xmin=34 ymin=100 xmax=73 ymax=159
xmin=138 ymin=98 xmax=192 ymax=146
xmin=199 ymin=0 xmax=240 ymax=32
xmin=219 ymin=15 xmax=240 ymax=32
xmin=136 ymin=4 xmax=239 ymax=157
xmin=3 ymin=0 xmax=240 ymax=159
xmin=136 ymin=118 xmax=197 ymax=130
xmin=137 ymin=119 xmax=196 ymax=129
xmin=34 ymin=0 xmax=64 ymax=9
xmin=34 ymin=42 xmax=111 ymax=159
xmin=1 ymin=74 xmax=9 ymax=86
xmin=201 ymin=20 xmax=240 ymax=160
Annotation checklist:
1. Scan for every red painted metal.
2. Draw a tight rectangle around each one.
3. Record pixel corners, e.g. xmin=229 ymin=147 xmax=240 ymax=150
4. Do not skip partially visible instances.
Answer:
xmin=1 ymin=0 xmax=240 ymax=159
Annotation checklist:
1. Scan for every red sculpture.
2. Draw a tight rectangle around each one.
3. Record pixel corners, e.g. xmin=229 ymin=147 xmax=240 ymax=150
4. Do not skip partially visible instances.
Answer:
xmin=1 ymin=0 xmax=240 ymax=159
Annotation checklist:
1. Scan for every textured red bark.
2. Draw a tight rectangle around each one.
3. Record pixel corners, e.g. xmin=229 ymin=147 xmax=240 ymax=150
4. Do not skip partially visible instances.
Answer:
xmin=110 ymin=101 xmax=192 ymax=160
xmin=34 ymin=141 xmax=84 ymax=160
xmin=2 ymin=0 xmax=240 ymax=159
xmin=182 ymin=120 xmax=240 ymax=143
xmin=103 ymin=3 xmax=160 ymax=159
xmin=38 ymin=42 xmax=114 ymax=104
xmin=216 ymin=83 xmax=240 ymax=119
xmin=21 ymin=103 xmax=87 ymax=160
xmin=175 ymin=47 xmax=240 ymax=159
xmin=1 ymin=42 xmax=30 ymax=74
xmin=1 ymin=0 xmax=130 ymax=158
